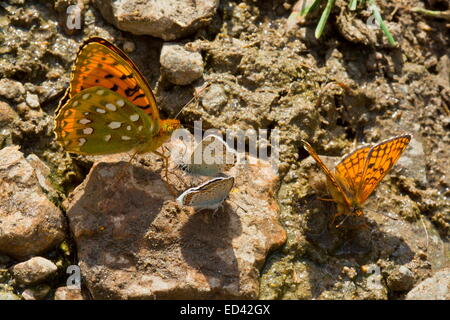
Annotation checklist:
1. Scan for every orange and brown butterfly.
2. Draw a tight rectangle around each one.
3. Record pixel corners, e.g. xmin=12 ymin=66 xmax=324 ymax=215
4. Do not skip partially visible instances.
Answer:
xmin=54 ymin=37 xmax=180 ymax=157
xmin=301 ymin=135 xmax=411 ymax=225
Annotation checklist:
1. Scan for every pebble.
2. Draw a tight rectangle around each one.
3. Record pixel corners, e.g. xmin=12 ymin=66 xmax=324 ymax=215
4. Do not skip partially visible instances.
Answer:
xmin=0 ymin=78 xmax=25 ymax=102
xmin=11 ymin=257 xmax=58 ymax=285
xmin=21 ymin=285 xmax=51 ymax=300
xmin=160 ymin=43 xmax=204 ymax=85
xmin=54 ymin=286 xmax=85 ymax=300
xmin=25 ymin=92 xmax=40 ymax=109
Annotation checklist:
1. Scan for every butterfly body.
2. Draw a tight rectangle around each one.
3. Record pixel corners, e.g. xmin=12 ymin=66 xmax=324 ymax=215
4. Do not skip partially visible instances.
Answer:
xmin=177 ymin=176 xmax=235 ymax=212
xmin=54 ymin=37 xmax=180 ymax=156
xmin=302 ymin=135 xmax=411 ymax=219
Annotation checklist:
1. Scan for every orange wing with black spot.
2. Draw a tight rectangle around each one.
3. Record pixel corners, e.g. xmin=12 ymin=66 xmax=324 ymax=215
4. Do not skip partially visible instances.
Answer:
xmin=356 ymin=135 xmax=411 ymax=204
xmin=334 ymin=145 xmax=371 ymax=196
xmin=301 ymin=140 xmax=351 ymax=208
xmin=61 ymin=37 xmax=159 ymax=122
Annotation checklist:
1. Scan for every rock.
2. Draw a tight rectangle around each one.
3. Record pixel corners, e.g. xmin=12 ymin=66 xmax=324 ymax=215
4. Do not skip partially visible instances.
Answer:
xmin=11 ymin=257 xmax=58 ymax=285
xmin=93 ymin=0 xmax=219 ymax=41
xmin=64 ymin=140 xmax=286 ymax=299
xmin=386 ymin=265 xmax=415 ymax=292
xmin=0 ymin=78 xmax=25 ymax=102
xmin=201 ymin=84 xmax=228 ymax=114
xmin=0 ymin=101 xmax=19 ymax=127
xmin=396 ymin=136 xmax=427 ymax=187
xmin=406 ymin=269 xmax=450 ymax=300
xmin=25 ymin=92 xmax=40 ymax=109
xmin=0 ymin=146 xmax=66 ymax=259
xmin=0 ymin=288 xmax=21 ymax=300
xmin=54 ymin=286 xmax=85 ymax=300
xmin=25 ymin=154 xmax=57 ymax=195
xmin=21 ymin=285 xmax=51 ymax=300
xmin=160 ymin=43 xmax=204 ymax=86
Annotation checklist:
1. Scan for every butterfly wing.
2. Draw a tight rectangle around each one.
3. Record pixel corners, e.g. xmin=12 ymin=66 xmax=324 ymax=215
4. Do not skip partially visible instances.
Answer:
xmin=334 ymin=145 xmax=371 ymax=198
xmin=301 ymin=140 xmax=351 ymax=208
xmin=355 ymin=135 xmax=411 ymax=204
xmin=183 ymin=135 xmax=237 ymax=176
xmin=54 ymin=86 xmax=155 ymax=155
xmin=178 ymin=177 xmax=235 ymax=209
xmin=66 ymin=37 xmax=160 ymax=123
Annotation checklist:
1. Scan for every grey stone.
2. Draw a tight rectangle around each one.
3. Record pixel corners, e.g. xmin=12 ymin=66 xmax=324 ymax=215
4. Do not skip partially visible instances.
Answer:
xmin=406 ymin=269 xmax=450 ymax=300
xmin=160 ymin=43 xmax=204 ymax=86
xmin=93 ymin=0 xmax=219 ymax=41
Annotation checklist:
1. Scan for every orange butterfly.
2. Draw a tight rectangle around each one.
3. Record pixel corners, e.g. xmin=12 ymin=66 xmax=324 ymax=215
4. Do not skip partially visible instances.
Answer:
xmin=54 ymin=37 xmax=180 ymax=156
xmin=302 ymin=135 xmax=411 ymax=225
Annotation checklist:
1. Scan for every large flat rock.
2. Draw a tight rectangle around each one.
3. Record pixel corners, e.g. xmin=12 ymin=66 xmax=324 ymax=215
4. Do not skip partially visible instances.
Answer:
xmin=64 ymin=145 xmax=286 ymax=299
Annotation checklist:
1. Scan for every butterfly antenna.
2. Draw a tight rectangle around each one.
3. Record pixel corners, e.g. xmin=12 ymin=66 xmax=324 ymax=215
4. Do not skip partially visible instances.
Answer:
xmin=335 ymin=214 xmax=351 ymax=228
xmin=175 ymin=82 xmax=211 ymax=119
xmin=229 ymin=198 xmax=248 ymax=213
xmin=364 ymin=208 xmax=399 ymax=220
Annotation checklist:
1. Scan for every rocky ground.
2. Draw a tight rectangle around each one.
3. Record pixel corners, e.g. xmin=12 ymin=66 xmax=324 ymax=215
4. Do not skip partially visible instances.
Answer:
xmin=0 ymin=0 xmax=448 ymax=300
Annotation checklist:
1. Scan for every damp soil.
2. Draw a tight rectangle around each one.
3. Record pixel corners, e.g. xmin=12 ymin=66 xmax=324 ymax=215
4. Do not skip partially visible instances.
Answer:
xmin=0 ymin=0 xmax=449 ymax=299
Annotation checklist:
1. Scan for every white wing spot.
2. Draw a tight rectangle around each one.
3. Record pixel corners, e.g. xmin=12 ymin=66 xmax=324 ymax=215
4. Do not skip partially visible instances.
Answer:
xmin=130 ymin=114 xmax=140 ymax=122
xmin=82 ymin=93 xmax=90 ymax=100
xmin=78 ymin=138 xmax=87 ymax=146
xmin=96 ymin=89 xmax=105 ymax=95
xmin=126 ymin=125 xmax=131 ymax=131
xmin=83 ymin=127 xmax=94 ymax=135
xmin=116 ymin=99 xmax=125 ymax=107
xmin=104 ymin=134 xmax=111 ymax=142
xmin=108 ymin=121 xmax=122 ymax=129
xmin=121 ymin=136 xmax=131 ymax=141
xmin=78 ymin=118 xmax=91 ymax=124
xmin=106 ymin=103 xmax=117 ymax=111
xmin=83 ymin=112 xmax=89 ymax=116
xmin=72 ymin=101 xmax=79 ymax=107
xmin=96 ymin=108 xmax=106 ymax=114
xmin=138 ymin=125 xmax=143 ymax=132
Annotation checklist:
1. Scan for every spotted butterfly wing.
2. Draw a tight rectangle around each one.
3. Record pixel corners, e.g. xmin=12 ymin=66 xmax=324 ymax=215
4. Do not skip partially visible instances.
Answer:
xmin=301 ymin=140 xmax=352 ymax=208
xmin=62 ymin=37 xmax=159 ymax=121
xmin=54 ymin=37 xmax=180 ymax=155
xmin=54 ymin=86 xmax=156 ymax=155
xmin=356 ymin=135 xmax=411 ymax=204
xmin=334 ymin=145 xmax=371 ymax=197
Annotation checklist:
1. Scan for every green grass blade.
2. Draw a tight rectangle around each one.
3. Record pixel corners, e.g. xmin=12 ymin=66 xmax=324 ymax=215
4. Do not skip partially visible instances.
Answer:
xmin=411 ymin=7 xmax=450 ymax=21
xmin=315 ymin=0 xmax=335 ymax=39
xmin=349 ymin=0 xmax=358 ymax=11
xmin=300 ymin=0 xmax=323 ymax=16
xmin=368 ymin=0 xmax=398 ymax=46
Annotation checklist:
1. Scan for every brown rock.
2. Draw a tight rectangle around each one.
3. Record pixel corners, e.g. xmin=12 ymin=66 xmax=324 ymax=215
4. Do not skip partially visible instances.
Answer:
xmin=11 ymin=257 xmax=57 ymax=285
xmin=93 ymin=0 xmax=219 ymax=41
xmin=0 ymin=146 xmax=66 ymax=259
xmin=0 ymin=101 xmax=19 ymax=127
xmin=64 ymin=142 xmax=286 ymax=299
xmin=54 ymin=286 xmax=85 ymax=300
xmin=0 ymin=79 xmax=25 ymax=102
xmin=21 ymin=284 xmax=51 ymax=300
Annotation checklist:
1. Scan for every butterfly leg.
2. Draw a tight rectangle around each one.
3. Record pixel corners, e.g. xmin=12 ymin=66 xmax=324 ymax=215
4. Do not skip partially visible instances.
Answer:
xmin=153 ymin=149 xmax=178 ymax=197
xmin=317 ymin=197 xmax=336 ymax=202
